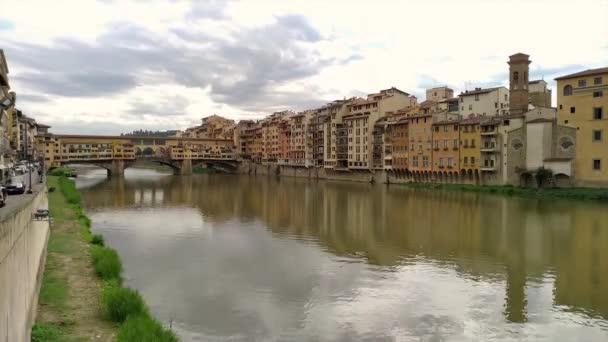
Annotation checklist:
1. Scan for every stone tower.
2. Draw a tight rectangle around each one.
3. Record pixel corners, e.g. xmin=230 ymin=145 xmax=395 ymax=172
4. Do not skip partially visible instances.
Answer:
xmin=508 ymin=53 xmax=531 ymax=115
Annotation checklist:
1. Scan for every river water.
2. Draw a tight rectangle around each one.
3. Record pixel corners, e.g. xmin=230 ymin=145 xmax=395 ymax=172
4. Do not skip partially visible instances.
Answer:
xmin=75 ymin=168 xmax=608 ymax=341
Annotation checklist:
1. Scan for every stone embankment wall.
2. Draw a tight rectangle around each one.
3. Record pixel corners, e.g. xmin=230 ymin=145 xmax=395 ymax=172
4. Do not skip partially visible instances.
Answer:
xmin=0 ymin=188 xmax=49 ymax=342
xmin=237 ymin=161 xmax=491 ymax=185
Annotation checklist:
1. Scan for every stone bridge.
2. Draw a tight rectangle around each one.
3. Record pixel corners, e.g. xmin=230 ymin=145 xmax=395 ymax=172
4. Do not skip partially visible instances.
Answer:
xmin=38 ymin=134 xmax=238 ymax=177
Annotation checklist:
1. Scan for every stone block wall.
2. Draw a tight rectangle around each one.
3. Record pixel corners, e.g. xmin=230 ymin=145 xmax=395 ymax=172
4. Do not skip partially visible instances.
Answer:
xmin=0 ymin=189 xmax=49 ymax=342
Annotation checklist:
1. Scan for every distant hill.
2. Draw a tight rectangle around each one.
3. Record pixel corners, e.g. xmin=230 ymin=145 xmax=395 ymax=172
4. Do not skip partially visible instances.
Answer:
xmin=120 ymin=129 xmax=179 ymax=137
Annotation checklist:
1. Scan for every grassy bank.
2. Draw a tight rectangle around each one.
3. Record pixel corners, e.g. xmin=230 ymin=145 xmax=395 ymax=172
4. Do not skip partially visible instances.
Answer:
xmin=130 ymin=160 xmax=173 ymax=172
xmin=32 ymin=177 xmax=177 ymax=341
xmin=400 ymin=182 xmax=608 ymax=201
xmin=193 ymin=164 xmax=217 ymax=174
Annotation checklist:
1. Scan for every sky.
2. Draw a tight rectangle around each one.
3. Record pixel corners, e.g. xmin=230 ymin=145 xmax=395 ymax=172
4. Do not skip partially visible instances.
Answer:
xmin=1 ymin=0 xmax=607 ymax=135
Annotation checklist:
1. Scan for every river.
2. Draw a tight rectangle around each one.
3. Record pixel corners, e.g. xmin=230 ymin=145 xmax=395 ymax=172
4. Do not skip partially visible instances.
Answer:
xmin=75 ymin=167 xmax=608 ymax=341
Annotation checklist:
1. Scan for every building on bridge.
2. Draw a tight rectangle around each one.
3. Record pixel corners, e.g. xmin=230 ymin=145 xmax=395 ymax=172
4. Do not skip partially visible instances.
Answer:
xmin=37 ymin=134 xmax=236 ymax=176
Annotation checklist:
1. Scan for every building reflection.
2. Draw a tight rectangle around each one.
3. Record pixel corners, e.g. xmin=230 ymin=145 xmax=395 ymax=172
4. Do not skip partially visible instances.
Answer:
xmin=79 ymin=172 xmax=608 ymax=321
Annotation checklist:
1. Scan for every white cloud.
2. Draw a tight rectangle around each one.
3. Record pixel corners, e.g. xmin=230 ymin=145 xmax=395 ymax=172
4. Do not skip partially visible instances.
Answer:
xmin=1 ymin=0 xmax=607 ymax=134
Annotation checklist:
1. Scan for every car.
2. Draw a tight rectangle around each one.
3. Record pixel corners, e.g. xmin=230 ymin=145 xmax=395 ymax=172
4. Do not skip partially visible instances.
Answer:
xmin=0 ymin=186 xmax=6 ymax=207
xmin=5 ymin=182 xmax=26 ymax=195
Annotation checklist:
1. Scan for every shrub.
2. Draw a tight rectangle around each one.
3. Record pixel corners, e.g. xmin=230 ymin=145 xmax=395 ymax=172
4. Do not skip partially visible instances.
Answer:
xmin=48 ymin=167 xmax=74 ymax=177
xmin=58 ymin=176 xmax=81 ymax=205
xmin=91 ymin=246 xmax=122 ymax=280
xmin=31 ymin=323 xmax=64 ymax=342
xmin=117 ymin=315 xmax=178 ymax=342
xmin=100 ymin=282 xmax=148 ymax=323
xmin=91 ymin=234 xmax=105 ymax=246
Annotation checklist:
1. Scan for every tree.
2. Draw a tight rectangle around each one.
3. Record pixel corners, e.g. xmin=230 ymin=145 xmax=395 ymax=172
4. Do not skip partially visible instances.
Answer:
xmin=534 ymin=167 xmax=554 ymax=189
xmin=142 ymin=147 xmax=155 ymax=156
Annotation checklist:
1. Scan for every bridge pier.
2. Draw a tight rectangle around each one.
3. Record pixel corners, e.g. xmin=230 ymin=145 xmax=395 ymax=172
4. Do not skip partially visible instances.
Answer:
xmin=176 ymin=159 xmax=192 ymax=175
xmin=108 ymin=159 xmax=126 ymax=177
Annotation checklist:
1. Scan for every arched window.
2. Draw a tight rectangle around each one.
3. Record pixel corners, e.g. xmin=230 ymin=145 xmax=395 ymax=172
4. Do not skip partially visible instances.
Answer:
xmin=563 ymin=85 xmax=573 ymax=96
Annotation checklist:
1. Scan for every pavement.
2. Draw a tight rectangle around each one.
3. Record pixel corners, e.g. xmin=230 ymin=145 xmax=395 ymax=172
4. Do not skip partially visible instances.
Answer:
xmin=0 ymin=169 xmax=45 ymax=222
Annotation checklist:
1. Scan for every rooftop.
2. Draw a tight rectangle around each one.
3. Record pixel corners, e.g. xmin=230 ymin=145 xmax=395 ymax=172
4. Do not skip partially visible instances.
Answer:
xmin=554 ymin=67 xmax=608 ymax=81
xmin=459 ymin=87 xmax=503 ymax=97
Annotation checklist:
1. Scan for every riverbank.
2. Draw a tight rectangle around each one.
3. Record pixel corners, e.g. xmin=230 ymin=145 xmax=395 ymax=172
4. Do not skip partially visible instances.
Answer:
xmin=32 ymin=177 xmax=177 ymax=341
xmin=130 ymin=160 xmax=173 ymax=172
xmin=399 ymin=182 xmax=608 ymax=201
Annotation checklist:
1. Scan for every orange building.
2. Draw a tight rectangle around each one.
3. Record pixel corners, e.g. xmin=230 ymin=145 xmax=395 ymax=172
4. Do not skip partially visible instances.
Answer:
xmin=406 ymin=113 xmax=433 ymax=174
xmin=432 ymin=120 xmax=461 ymax=177
xmin=387 ymin=116 xmax=409 ymax=171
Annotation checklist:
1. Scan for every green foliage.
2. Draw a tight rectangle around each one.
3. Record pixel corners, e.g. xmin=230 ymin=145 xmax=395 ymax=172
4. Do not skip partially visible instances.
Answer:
xmin=58 ymin=176 xmax=81 ymax=205
xmin=535 ymin=167 xmax=554 ymax=189
xmin=31 ymin=323 xmax=65 ymax=342
xmin=401 ymin=182 xmax=608 ymax=201
xmin=117 ymin=315 xmax=178 ymax=342
xmin=91 ymin=245 xmax=122 ymax=281
xmin=48 ymin=167 xmax=74 ymax=177
xmin=193 ymin=165 xmax=216 ymax=174
xmin=91 ymin=233 xmax=105 ymax=246
xmin=38 ymin=255 xmax=68 ymax=312
xmin=100 ymin=281 xmax=148 ymax=323
xmin=142 ymin=147 xmax=155 ymax=156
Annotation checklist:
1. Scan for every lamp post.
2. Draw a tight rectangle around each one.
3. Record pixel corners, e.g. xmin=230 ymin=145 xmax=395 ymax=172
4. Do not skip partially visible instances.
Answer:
xmin=25 ymin=122 xmax=32 ymax=194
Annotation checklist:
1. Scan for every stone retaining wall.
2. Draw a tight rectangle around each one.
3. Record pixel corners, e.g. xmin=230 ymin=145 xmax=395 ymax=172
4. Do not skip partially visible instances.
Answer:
xmin=0 ymin=188 xmax=49 ymax=342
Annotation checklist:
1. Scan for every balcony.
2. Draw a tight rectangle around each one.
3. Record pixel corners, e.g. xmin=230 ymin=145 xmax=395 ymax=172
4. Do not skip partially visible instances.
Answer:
xmin=481 ymin=128 xmax=497 ymax=136
xmin=480 ymin=166 xmax=496 ymax=172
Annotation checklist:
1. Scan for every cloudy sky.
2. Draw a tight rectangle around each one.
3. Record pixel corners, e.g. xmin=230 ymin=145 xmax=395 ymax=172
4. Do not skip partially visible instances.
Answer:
xmin=1 ymin=0 xmax=607 ymax=134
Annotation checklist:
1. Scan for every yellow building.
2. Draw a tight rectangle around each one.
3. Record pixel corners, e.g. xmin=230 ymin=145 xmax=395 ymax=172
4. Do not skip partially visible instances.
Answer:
xmin=556 ymin=67 xmax=608 ymax=186
xmin=459 ymin=116 xmax=481 ymax=181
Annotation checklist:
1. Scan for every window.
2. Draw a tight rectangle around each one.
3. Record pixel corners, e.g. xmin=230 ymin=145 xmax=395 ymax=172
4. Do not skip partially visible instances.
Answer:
xmin=464 ymin=157 xmax=468 ymax=164
xmin=594 ymin=107 xmax=603 ymax=120
xmin=495 ymin=102 xmax=498 ymax=108
xmin=570 ymin=107 xmax=576 ymax=114
xmin=444 ymin=125 xmax=448 ymax=132
xmin=513 ymin=71 xmax=519 ymax=81
xmin=503 ymin=120 xmax=510 ymax=126
xmin=471 ymin=139 xmax=476 ymax=147
xmin=453 ymin=139 xmax=459 ymax=148
xmin=593 ymin=130 xmax=603 ymax=142
xmin=434 ymin=140 xmax=439 ymax=149
xmin=447 ymin=158 xmax=454 ymax=167
xmin=423 ymin=156 xmax=429 ymax=167
xmin=593 ymin=91 xmax=603 ymax=98
xmin=559 ymin=104 xmax=562 ymax=110
xmin=578 ymin=79 xmax=586 ymax=87
xmin=471 ymin=157 xmax=475 ymax=165
xmin=563 ymin=85 xmax=572 ymax=96
xmin=475 ymin=94 xmax=479 ymax=101
xmin=439 ymin=158 xmax=444 ymax=167
xmin=504 ymin=94 xmax=508 ymax=101
xmin=444 ymin=140 xmax=449 ymax=149
xmin=594 ymin=77 xmax=603 ymax=85
xmin=593 ymin=159 xmax=601 ymax=171
xmin=469 ymin=104 xmax=472 ymax=110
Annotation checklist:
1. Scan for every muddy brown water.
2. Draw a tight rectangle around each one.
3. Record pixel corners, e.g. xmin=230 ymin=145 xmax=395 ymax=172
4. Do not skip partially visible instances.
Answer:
xmin=76 ymin=167 xmax=608 ymax=341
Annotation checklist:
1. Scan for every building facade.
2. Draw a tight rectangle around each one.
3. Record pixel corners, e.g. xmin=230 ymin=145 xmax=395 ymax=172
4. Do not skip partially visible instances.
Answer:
xmin=556 ymin=67 xmax=608 ymax=186
xmin=458 ymin=87 xmax=510 ymax=118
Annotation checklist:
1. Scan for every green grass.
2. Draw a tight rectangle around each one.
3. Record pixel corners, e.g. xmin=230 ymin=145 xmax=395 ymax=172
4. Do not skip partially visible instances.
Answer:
xmin=91 ymin=245 xmax=123 ymax=281
xmin=36 ymin=176 xmax=179 ymax=341
xmin=48 ymin=167 xmax=75 ymax=177
xmin=38 ymin=254 xmax=68 ymax=313
xmin=100 ymin=281 xmax=148 ymax=323
xmin=91 ymin=233 xmax=105 ymax=246
xmin=400 ymin=182 xmax=608 ymax=201
xmin=31 ymin=323 xmax=65 ymax=342
xmin=117 ymin=315 xmax=178 ymax=342
xmin=58 ymin=177 xmax=81 ymax=205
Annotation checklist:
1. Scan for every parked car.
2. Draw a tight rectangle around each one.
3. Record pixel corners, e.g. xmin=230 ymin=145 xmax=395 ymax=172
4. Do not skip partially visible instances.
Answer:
xmin=5 ymin=181 xmax=26 ymax=195
xmin=0 ymin=185 xmax=6 ymax=207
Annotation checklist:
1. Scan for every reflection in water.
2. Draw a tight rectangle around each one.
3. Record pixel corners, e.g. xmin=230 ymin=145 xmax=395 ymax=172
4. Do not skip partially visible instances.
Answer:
xmin=77 ymin=168 xmax=608 ymax=341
